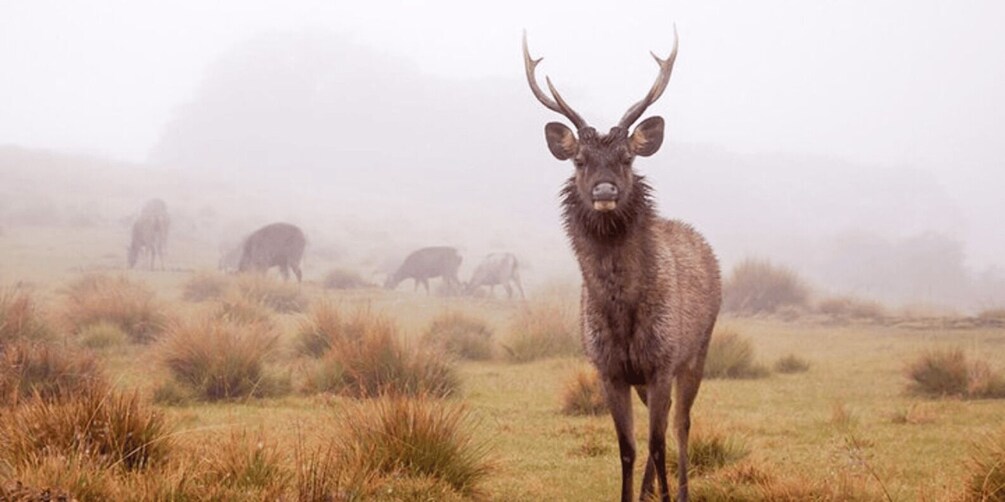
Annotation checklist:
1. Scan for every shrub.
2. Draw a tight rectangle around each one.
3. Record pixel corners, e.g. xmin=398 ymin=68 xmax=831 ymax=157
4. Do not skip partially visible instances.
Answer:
xmin=294 ymin=300 xmax=342 ymax=358
xmin=977 ymin=308 xmax=1005 ymax=328
xmin=0 ymin=287 xmax=52 ymax=345
xmin=0 ymin=381 xmax=170 ymax=471
xmin=906 ymin=348 xmax=971 ymax=397
xmin=235 ymin=275 xmax=308 ymax=313
xmin=965 ymin=427 xmax=1005 ymax=501
xmin=967 ymin=360 xmax=1005 ymax=399
xmin=503 ymin=298 xmax=580 ymax=362
xmin=78 ymin=321 xmax=129 ymax=349
xmin=159 ymin=318 xmax=284 ymax=401
xmin=323 ymin=268 xmax=372 ymax=290
xmin=182 ymin=271 xmax=231 ymax=302
xmin=722 ymin=259 xmax=809 ymax=315
xmin=0 ymin=340 xmax=105 ymax=405
xmin=704 ymin=329 xmax=769 ymax=379
xmin=62 ymin=274 xmax=166 ymax=343
xmin=307 ymin=308 xmax=459 ymax=398
xmin=338 ymin=396 xmax=491 ymax=498
xmin=668 ymin=427 xmax=749 ymax=475
xmin=773 ymin=354 xmax=810 ymax=374
xmin=817 ymin=296 xmax=887 ymax=321
xmin=422 ymin=310 xmax=495 ymax=361
xmin=561 ymin=367 xmax=607 ymax=416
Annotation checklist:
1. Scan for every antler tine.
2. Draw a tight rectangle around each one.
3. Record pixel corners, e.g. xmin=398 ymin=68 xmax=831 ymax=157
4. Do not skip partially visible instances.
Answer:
xmin=618 ymin=25 xmax=679 ymax=129
xmin=522 ymin=30 xmax=587 ymax=130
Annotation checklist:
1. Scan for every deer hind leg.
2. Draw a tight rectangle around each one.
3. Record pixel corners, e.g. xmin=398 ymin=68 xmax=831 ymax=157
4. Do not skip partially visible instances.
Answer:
xmin=291 ymin=262 xmax=303 ymax=283
xmin=603 ymin=378 xmax=636 ymax=502
xmin=279 ymin=264 xmax=291 ymax=281
xmin=672 ymin=355 xmax=707 ymax=502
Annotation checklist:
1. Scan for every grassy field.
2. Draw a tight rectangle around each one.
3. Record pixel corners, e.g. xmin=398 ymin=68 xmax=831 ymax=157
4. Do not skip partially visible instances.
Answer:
xmin=2 ymin=224 xmax=1005 ymax=501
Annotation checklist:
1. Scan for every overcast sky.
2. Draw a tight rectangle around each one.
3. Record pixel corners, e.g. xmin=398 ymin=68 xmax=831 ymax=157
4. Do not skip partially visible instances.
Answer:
xmin=2 ymin=0 xmax=1003 ymax=268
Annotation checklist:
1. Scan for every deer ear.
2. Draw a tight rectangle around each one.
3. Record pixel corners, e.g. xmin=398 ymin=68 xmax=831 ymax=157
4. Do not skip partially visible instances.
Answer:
xmin=545 ymin=122 xmax=578 ymax=160
xmin=629 ymin=116 xmax=665 ymax=157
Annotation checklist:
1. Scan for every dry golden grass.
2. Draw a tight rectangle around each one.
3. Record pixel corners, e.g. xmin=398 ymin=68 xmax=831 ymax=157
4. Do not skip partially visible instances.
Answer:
xmin=307 ymin=308 xmax=459 ymax=398
xmin=0 ymin=380 xmax=170 ymax=472
xmin=337 ymin=395 xmax=492 ymax=498
xmin=422 ymin=310 xmax=495 ymax=361
xmin=0 ymin=286 xmax=52 ymax=345
xmin=323 ymin=267 xmax=373 ymax=290
xmin=560 ymin=366 xmax=607 ymax=416
xmin=235 ymin=274 xmax=308 ymax=313
xmin=704 ymin=329 xmax=770 ymax=379
xmin=722 ymin=258 xmax=810 ymax=315
xmin=503 ymin=297 xmax=580 ymax=362
xmin=906 ymin=347 xmax=1005 ymax=399
xmin=817 ymin=295 xmax=888 ymax=321
xmin=667 ymin=427 xmax=749 ymax=476
xmin=78 ymin=320 xmax=129 ymax=349
xmin=62 ymin=274 xmax=167 ymax=343
xmin=965 ymin=427 xmax=1005 ymax=501
xmin=214 ymin=291 xmax=275 ymax=326
xmin=157 ymin=317 xmax=286 ymax=401
xmin=294 ymin=299 xmax=342 ymax=358
xmin=181 ymin=270 xmax=231 ymax=302
xmin=0 ymin=339 xmax=105 ymax=405
xmin=773 ymin=353 xmax=811 ymax=374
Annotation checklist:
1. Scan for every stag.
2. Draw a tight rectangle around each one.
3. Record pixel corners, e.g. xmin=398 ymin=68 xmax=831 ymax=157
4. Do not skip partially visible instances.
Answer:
xmin=465 ymin=252 xmax=525 ymax=300
xmin=384 ymin=246 xmax=462 ymax=295
xmin=523 ymin=28 xmax=721 ymax=502
xmin=128 ymin=198 xmax=170 ymax=270
xmin=238 ymin=222 xmax=306 ymax=282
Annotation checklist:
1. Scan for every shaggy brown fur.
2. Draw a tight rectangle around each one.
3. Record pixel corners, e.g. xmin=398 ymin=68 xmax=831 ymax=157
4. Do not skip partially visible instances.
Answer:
xmin=238 ymin=222 xmax=306 ymax=282
xmin=524 ymin=30 xmax=721 ymax=502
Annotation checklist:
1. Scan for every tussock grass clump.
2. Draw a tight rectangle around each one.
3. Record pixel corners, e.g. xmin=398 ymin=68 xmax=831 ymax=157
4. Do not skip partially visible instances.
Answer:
xmin=773 ymin=353 xmax=810 ymax=374
xmin=722 ymin=259 xmax=809 ymax=315
xmin=905 ymin=347 xmax=1005 ymax=399
xmin=308 ymin=309 xmax=459 ymax=398
xmin=0 ymin=287 xmax=52 ymax=344
xmin=704 ymin=329 xmax=770 ymax=379
xmin=294 ymin=300 xmax=342 ymax=358
xmin=200 ymin=430 xmax=290 ymax=496
xmin=323 ymin=268 xmax=372 ymax=290
xmin=561 ymin=366 xmax=607 ymax=416
xmin=0 ymin=381 xmax=170 ymax=471
xmin=965 ymin=427 xmax=1005 ymax=501
xmin=503 ymin=298 xmax=580 ymax=362
xmin=338 ymin=396 xmax=491 ymax=498
xmin=817 ymin=295 xmax=887 ymax=321
xmin=668 ymin=427 xmax=749 ymax=476
xmin=0 ymin=340 xmax=105 ymax=405
xmin=215 ymin=292 xmax=274 ymax=326
xmin=159 ymin=317 xmax=284 ymax=401
xmin=182 ymin=270 xmax=231 ymax=302
xmin=62 ymin=274 xmax=166 ymax=343
xmin=0 ymin=454 xmax=116 ymax=501
xmin=422 ymin=310 xmax=495 ymax=361
xmin=235 ymin=275 xmax=308 ymax=313
xmin=78 ymin=321 xmax=129 ymax=349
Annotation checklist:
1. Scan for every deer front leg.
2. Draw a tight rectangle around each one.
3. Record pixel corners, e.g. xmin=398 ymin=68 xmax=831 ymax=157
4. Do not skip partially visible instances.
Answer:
xmin=603 ymin=378 xmax=635 ymax=502
xmin=645 ymin=374 xmax=673 ymax=502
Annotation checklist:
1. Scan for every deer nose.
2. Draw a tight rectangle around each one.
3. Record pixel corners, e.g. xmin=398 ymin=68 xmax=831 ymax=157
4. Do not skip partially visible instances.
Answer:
xmin=592 ymin=182 xmax=619 ymax=201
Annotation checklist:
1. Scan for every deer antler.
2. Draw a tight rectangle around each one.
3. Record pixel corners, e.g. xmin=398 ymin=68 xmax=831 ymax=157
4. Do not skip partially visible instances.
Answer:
xmin=522 ymin=31 xmax=587 ymax=131
xmin=618 ymin=25 xmax=679 ymax=129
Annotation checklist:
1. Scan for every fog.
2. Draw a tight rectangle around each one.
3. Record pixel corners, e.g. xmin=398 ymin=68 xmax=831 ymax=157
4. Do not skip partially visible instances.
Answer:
xmin=2 ymin=1 xmax=1004 ymax=310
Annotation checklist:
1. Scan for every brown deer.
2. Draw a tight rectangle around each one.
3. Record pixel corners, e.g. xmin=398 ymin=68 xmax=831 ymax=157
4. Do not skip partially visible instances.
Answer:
xmin=523 ymin=28 xmax=721 ymax=502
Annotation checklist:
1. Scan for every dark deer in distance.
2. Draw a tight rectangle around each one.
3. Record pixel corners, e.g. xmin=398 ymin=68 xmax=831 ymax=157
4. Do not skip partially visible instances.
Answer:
xmin=238 ymin=222 xmax=306 ymax=282
xmin=128 ymin=198 xmax=170 ymax=270
xmin=384 ymin=246 xmax=463 ymax=295
xmin=523 ymin=28 xmax=721 ymax=502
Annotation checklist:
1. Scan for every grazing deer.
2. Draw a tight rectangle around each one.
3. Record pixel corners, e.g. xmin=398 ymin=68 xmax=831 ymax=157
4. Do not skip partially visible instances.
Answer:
xmin=523 ymin=28 xmax=721 ymax=502
xmin=384 ymin=246 xmax=463 ymax=295
xmin=465 ymin=252 xmax=526 ymax=300
xmin=128 ymin=198 xmax=170 ymax=270
xmin=238 ymin=222 xmax=306 ymax=282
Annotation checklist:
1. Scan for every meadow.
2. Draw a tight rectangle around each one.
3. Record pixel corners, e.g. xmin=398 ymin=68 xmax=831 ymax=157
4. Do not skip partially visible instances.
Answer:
xmin=1 ymin=224 xmax=1004 ymax=501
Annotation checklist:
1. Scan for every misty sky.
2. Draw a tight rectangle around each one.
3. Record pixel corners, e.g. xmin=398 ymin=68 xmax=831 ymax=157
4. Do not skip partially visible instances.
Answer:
xmin=2 ymin=1 xmax=1004 ymax=268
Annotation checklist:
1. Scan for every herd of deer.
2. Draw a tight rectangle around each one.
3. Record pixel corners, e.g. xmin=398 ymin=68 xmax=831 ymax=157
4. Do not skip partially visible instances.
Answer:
xmin=128 ymin=208 xmax=525 ymax=299
xmin=126 ymin=27 xmax=719 ymax=502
